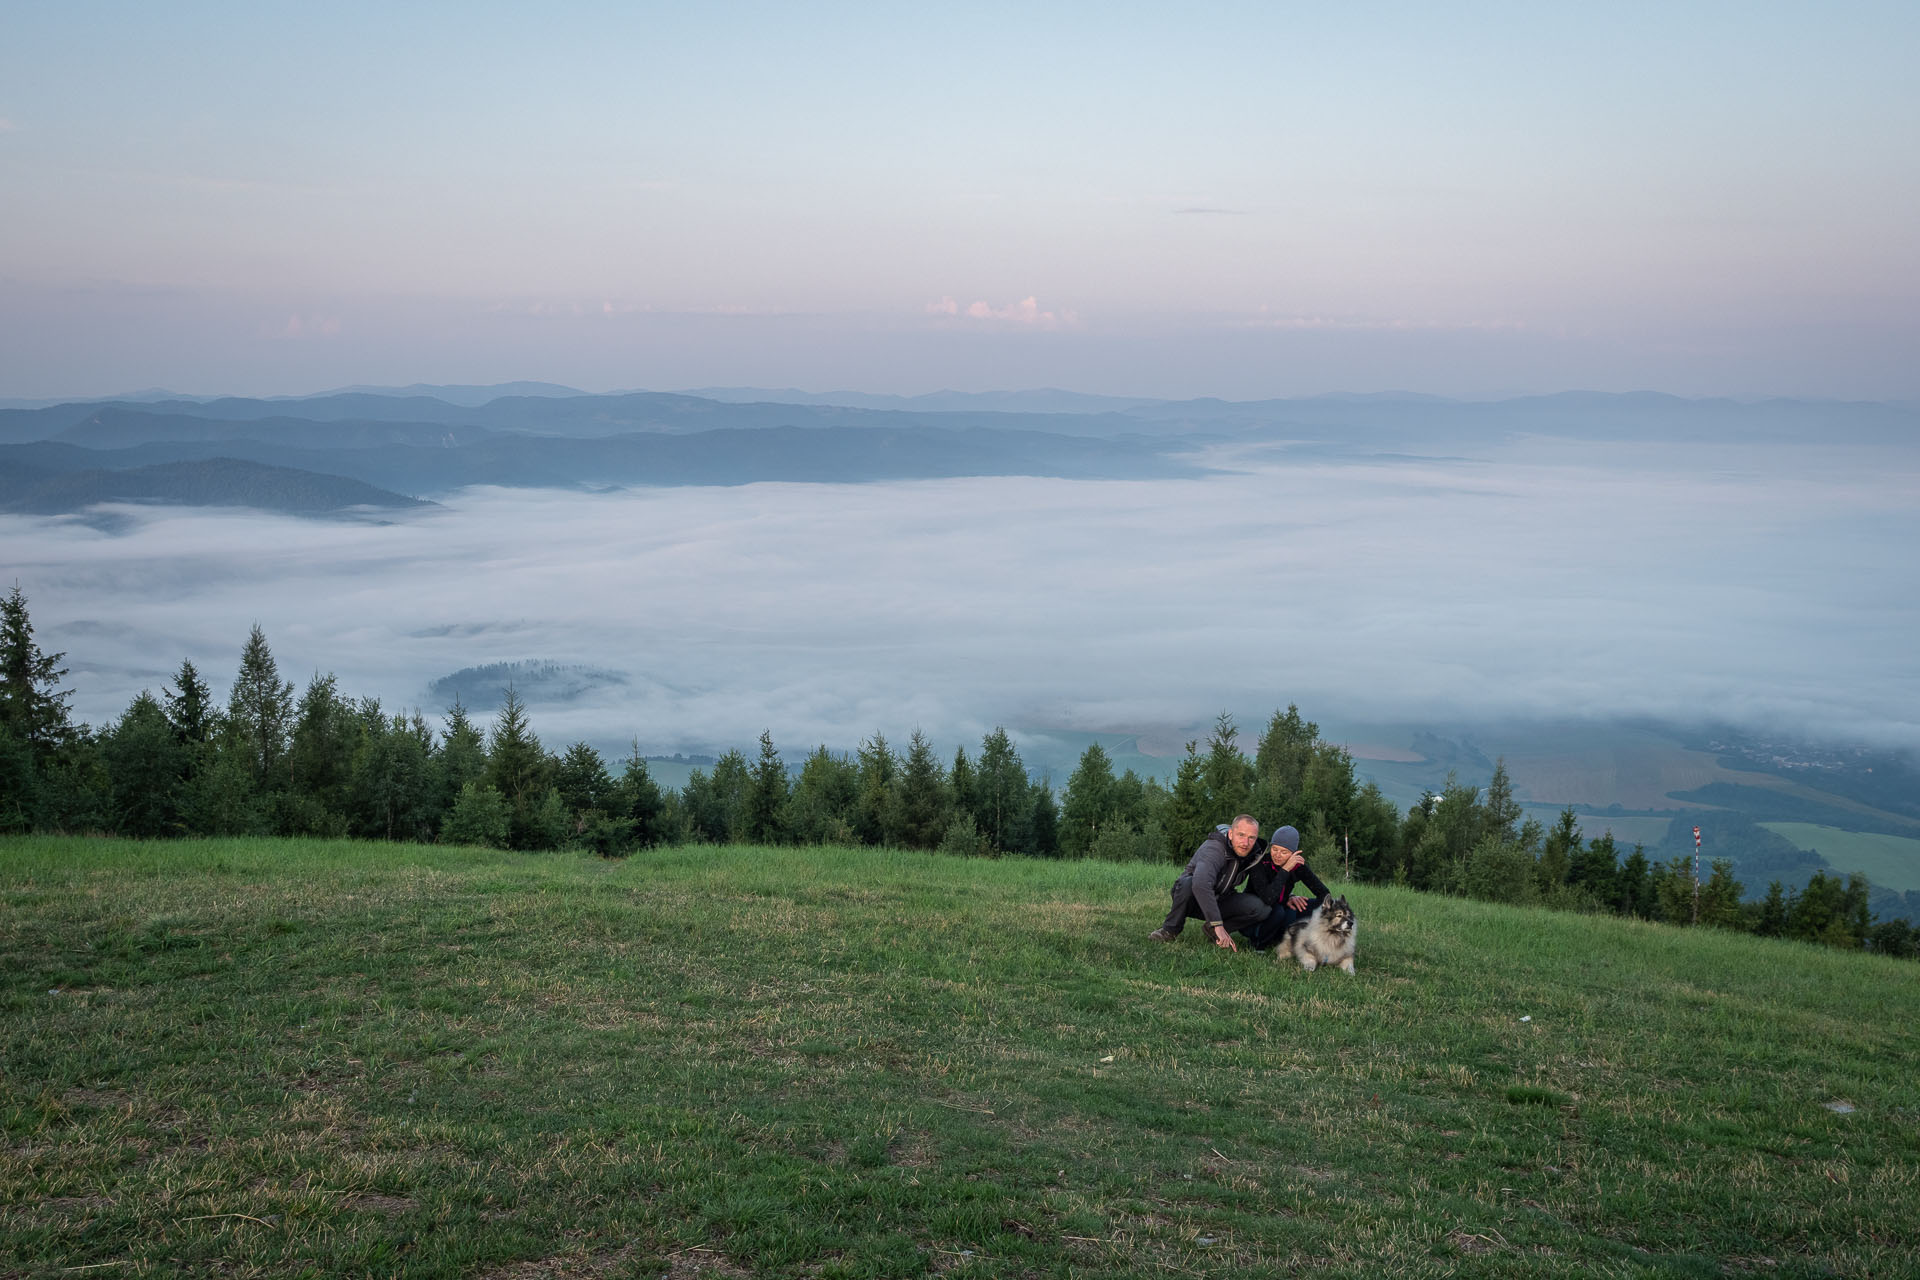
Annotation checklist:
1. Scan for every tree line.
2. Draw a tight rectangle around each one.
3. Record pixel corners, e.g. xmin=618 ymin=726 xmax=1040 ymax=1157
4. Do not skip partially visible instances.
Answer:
xmin=2 ymin=587 xmax=1912 ymax=960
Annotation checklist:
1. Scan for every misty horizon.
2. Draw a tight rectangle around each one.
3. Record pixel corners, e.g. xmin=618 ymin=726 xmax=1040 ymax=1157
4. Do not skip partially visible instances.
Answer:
xmin=11 ymin=420 xmax=1916 ymax=767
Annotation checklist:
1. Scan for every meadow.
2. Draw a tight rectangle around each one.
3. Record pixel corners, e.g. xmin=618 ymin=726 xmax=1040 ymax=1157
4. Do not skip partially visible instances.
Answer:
xmin=1760 ymin=825 xmax=1920 ymax=896
xmin=4 ymin=837 xmax=1916 ymax=1278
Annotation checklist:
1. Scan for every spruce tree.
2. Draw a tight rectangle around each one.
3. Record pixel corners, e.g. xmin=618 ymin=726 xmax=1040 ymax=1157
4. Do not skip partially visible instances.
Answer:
xmin=1537 ymin=808 xmax=1580 ymax=896
xmin=1346 ymin=781 xmax=1402 ymax=881
xmin=1616 ymin=846 xmax=1655 ymax=918
xmin=0 ymin=585 xmax=75 ymax=759
xmin=616 ymin=743 xmax=670 ymax=850
xmin=555 ymin=742 xmax=614 ymax=817
xmin=1251 ymin=704 xmax=1316 ymax=819
xmin=787 ymin=745 xmax=858 ymax=845
xmin=853 ymin=734 xmax=896 ymax=846
xmin=285 ymin=672 xmax=355 ymax=834
xmin=893 ymin=730 xmax=948 ymax=850
xmin=443 ymin=781 xmax=510 ymax=847
xmin=1482 ymin=758 xmax=1522 ymax=846
xmin=1698 ymin=858 xmax=1747 ymax=930
xmin=743 ymin=730 xmax=791 ymax=845
xmin=974 ymin=727 xmax=1032 ymax=854
xmin=103 ymin=691 xmax=188 ymax=837
xmin=1028 ymin=778 xmax=1061 ymax=858
xmin=1201 ymin=713 xmax=1253 ymax=821
xmin=163 ymin=658 xmax=215 ymax=746
xmin=1162 ymin=742 xmax=1209 ymax=861
xmin=350 ymin=712 xmax=438 ymax=842
xmin=1297 ymin=743 xmax=1358 ymax=848
xmin=949 ymin=746 xmax=977 ymax=827
xmin=1061 ymin=743 xmax=1118 ymax=857
xmin=484 ymin=687 xmax=556 ymax=849
xmin=1755 ymin=880 xmax=1789 ymax=937
xmin=439 ymin=698 xmax=488 ymax=808
xmin=226 ymin=624 xmax=294 ymax=784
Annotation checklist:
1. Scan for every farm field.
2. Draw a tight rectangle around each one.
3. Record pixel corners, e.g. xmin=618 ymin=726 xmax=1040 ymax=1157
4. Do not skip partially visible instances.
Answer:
xmin=4 ymin=836 xmax=1916 ymax=1279
xmin=1761 ymin=824 xmax=1920 ymax=895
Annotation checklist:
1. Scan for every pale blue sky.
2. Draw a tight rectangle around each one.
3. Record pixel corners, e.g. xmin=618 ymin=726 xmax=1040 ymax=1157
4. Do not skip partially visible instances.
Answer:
xmin=3 ymin=1 xmax=1916 ymax=398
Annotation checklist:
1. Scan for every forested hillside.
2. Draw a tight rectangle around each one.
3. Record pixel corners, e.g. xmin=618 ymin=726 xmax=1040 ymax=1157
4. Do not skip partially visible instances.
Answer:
xmin=3 ymin=588 xmax=1912 ymax=959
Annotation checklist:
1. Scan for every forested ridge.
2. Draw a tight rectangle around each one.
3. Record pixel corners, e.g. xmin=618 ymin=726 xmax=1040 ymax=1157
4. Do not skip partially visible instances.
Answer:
xmin=2 ymin=586 xmax=1911 ymax=959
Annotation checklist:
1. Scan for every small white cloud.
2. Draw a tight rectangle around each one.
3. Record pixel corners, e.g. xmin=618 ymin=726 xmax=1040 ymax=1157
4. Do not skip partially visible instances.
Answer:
xmin=939 ymin=296 xmax=1079 ymax=330
xmin=277 ymin=313 xmax=341 ymax=339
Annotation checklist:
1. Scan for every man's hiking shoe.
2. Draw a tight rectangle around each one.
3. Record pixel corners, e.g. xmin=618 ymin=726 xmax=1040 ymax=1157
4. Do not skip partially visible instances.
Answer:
xmin=1147 ymin=927 xmax=1179 ymax=942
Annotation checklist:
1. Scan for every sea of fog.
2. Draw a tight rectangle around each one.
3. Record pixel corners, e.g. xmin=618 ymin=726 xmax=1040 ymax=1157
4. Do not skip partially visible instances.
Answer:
xmin=8 ymin=435 xmax=1919 ymax=759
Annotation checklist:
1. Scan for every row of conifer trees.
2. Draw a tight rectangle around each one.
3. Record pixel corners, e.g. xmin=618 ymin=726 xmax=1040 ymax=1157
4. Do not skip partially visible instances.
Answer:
xmin=2 ymin=587 xmax=1911 ymax=957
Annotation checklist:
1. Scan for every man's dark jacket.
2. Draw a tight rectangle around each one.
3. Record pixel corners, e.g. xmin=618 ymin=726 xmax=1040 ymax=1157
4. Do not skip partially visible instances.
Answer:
xmin=1176 ymin=827 xmax=1267 ymax=927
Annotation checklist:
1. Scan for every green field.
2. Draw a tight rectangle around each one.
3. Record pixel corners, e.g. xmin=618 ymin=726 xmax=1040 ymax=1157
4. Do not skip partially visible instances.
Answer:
xmin=1761 ymin=823 xmax=1920 ymax=895
xmin=4 ymin=837 xmax=1916 ymax=1279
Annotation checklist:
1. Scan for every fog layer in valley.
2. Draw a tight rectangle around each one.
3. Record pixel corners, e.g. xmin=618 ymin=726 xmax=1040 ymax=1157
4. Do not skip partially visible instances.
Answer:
xmin=9 ymin=434 xmax=1917 ymax=759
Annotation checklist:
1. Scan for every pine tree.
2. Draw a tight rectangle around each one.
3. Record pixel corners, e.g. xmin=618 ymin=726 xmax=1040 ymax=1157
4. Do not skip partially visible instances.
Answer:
xmin=1162 ymin=742 xmax=1209 ymax=861
xmin=0 ymin=585 xmax=75 ymax=759
xmin=1346 ymin=781 xmax=1403 ymax=881
xmin=695 ymin=749 xmax=750 ymax=844
xmin=1537 ymin=807 xmax=1580 ymax=896
xmin=974 ymin=727 xmax=1032 ymax=854
xmin=787 ymin=745 xmax=858 ymax=845
xmin=1028 ymin=778 xmax=1061 ymax=858
xmin=1570 ymin=832 xmax=1620 ymax=905
xmin=1482 ymin=758 xmax=1522 ymax=846
xmin=350 ymin=712 xmax=438 ymax=842
xmin=1616 ymin=846 xmax=1655 ymax=918
xmin=949 ymin=746 xmax=977 ymax=827
xmin=615 ymin=743 xmax=671 ymax=851
xmin=854 ymin=734 xmax=896 ymax=846
xmin=1201 ymin=713 xmax=1253 ymax=821
xmin=163 ymin=658 xmax=215 ymax=746
xmin=1297 ymin=742 xmax=1358 ymax=848
xmin=484 ymin=687 xmax=545 ymax=801
xmin=555 ymin=742 xmax=614 ymax=818
xmin=443 ymin=781 xmax=510 ymax=847
xmin=893 ymin=730 xmax=948 ymax=850
xmin=439 ymin=698 xmax=488 ymax=808
xmin=1755 ymin=880 xmax=1789 ymax=937
xmin=226 ymin=624 xmax=294 ymax=784
xmin=1698 ymin=858 xmax=1746 ymax=930
xmin=285 ymin=672 xmax=355 ymax=835
xmin=1251 ymin=704 xmax=1316 ymax=821
xmin=1061 ymin=742 xmax=1118 ymax=857
xmin=743 ymin=730 xmax=791 ymax=845
xmin=484 ymin=687 xmax=554 ymax=849
xmin=103 ymin=691 xmax=188 ymax=837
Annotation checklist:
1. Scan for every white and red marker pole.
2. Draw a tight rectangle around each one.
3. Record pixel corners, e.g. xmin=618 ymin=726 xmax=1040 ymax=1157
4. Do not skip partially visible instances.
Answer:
xmin=1692 ymin=825 xmax=1702 ymax=925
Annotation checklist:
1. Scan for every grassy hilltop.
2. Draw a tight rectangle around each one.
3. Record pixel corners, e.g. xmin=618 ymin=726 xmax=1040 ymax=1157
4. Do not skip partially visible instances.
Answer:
xmin=3 ymin=838 xmax=1916 ymax=1279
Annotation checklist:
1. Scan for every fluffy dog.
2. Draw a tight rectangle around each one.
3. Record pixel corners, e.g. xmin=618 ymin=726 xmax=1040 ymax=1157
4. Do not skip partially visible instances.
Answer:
xmin=1274 ymin=896 xmax=1357 ymax=973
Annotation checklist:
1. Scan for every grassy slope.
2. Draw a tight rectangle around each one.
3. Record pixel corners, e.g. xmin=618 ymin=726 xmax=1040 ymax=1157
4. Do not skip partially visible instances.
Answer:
xmin=1760 ymin=824 xmax=1920 ymax=895
xmin=3 ymin=837 xmax=1915 ymax=1280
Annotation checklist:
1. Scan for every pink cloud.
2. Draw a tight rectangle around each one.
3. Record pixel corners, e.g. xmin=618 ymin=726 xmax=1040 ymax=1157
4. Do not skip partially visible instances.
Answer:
xmin=928 ymin=295 xmax=1079 ymax=330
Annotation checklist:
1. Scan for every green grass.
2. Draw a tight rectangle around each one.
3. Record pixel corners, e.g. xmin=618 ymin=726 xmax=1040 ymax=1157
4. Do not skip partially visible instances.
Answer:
xmin=1761 ymin=823 xmax=1920 ymax=894
xmin=4 ymin=836 xmax=1917 ymax=1279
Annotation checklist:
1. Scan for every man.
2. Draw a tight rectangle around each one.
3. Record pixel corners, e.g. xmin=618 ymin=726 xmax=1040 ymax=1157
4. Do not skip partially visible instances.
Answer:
xmin=1148 ymin=814 xmax=1269 ymax=950
xmin=1244 ymin=824 xmax=1332 ymax=950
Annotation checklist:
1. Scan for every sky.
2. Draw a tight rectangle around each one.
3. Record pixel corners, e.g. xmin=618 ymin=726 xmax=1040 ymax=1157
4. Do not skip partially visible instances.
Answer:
xmin=3 ymin=1 xmax=1918 ymax=400
xmin=13 ymin=435 xmax=1919 ymax=760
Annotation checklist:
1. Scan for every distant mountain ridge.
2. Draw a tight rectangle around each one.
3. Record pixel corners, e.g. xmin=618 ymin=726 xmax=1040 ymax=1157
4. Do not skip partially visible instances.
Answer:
xmin=2 ymin=384 xmax=1913 ymax=516
xmin=0 ymin=454 xmax=432 ymax=516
